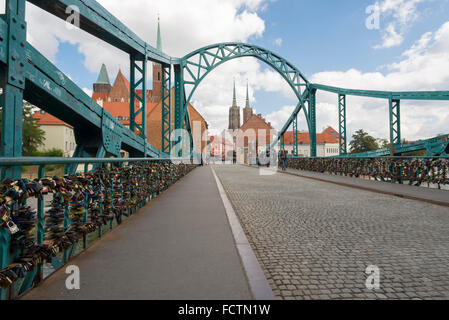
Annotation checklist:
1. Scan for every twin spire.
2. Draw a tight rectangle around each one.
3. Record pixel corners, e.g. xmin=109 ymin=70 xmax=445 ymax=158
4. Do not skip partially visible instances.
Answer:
xmin=232 ymin=80 xmax=251 ymax=109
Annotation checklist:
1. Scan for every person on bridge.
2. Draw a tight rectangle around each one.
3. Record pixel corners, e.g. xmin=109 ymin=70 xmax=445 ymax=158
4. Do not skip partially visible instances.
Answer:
xmin=280 ymin=149 xmax=287 ymax=171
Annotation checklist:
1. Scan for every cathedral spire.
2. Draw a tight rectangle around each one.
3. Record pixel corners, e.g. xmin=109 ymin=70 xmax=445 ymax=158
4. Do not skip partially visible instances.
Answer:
xmin=232 ymin=79 xmax=237 ymax=107
xmin=245 ymin=80 xmax=250 ymax=109
xmin=157 ymin=15 xmax=162 ymax=51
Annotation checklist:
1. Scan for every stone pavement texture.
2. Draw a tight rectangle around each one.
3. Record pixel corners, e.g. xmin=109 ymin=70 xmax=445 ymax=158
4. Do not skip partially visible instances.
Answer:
xmin=213 ymin=165 xmax=449 ymax=300
xmin=21 ymin=167 xmax=252 ymax=300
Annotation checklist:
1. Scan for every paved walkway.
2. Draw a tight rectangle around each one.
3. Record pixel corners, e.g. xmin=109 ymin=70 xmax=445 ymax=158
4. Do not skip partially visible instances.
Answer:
xmin=281 ymin=167 xmax=449 ymax=207
xmin=21 ymin=167 xmax=253 ymax=300
xmin=214 ymin=165 xmax=449 ymax=300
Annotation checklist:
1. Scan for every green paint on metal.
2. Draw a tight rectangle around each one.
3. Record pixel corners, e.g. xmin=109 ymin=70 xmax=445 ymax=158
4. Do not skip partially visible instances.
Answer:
xmin=161 ymin=65 xmax=172 ymax=154
xmin=293 ymin=114 xmax=298 ymax=157
xmin=95 ymin=63 xmax=111 ymax=85
xmin=338 ymin=94 xmax=347 ymax=155
xmin=390 ymin=98 xmax=401 ymax=146
xmin=309 ymin=89 xmax=317 ymax=157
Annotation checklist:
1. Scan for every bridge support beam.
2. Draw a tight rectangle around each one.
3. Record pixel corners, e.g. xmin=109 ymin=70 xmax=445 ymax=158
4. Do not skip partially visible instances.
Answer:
xmin=389 ymin=98 xmax=401 ymax=146
xmin=293 ymin=114 xmax=299 ymax=156
xmin=0 ymin=0 xmax=27 ymax=300
xmin=309 ymin=89 xmax=317 ymax=157
xmin=130 ymin=54 xmax=148 ymax=144
xmin=161 ymin=64 xmax=172 ymax=154
xmin=339 ymin=94 xmax=347 ymax=155
xmin=174 ymin=65 xmax=184 ymax=157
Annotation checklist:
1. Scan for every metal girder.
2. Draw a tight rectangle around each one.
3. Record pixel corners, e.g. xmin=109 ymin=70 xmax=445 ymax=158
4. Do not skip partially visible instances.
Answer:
xmin=309 ymin=89 xmax=317 ymax=157
xmin=26 ymin=0 xmax=170 ymax=65
xmin=389 ymin=99 xmax=401 ymax=145
xmin=311 ymin=83 xmax=449 ymax=100
xmin=339 ymin=94 xmax=347 ymax=155
xmin=346 ymin=134 xmax=449 ymax=157
xmin=293 ymin=114 xmax=298 ymax=156
xmin=161 ymin=64 xmax=172 ymax=154
xmin=130 ymin=55 xmax=147 ymax=140
xmin=20 ymin=41 xmax=161 ymax=158
xmin=0 ymin=0 xmax=27 ymax=300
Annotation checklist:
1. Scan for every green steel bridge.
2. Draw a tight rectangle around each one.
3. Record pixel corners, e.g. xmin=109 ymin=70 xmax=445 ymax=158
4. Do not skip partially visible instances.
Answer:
xmin=0 ymin=0 xmax=448 ymax=300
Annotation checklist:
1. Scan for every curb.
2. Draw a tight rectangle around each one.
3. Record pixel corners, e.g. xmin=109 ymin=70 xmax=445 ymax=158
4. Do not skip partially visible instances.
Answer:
xmin=211 ymin=167 xmax=275 ymax=301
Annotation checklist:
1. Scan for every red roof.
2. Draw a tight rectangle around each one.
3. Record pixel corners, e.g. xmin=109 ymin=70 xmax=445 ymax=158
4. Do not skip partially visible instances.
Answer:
xmin=323 ymin=126 xmax=339 ymax=139
xmin=32 ymin=111 xmax=72 ymax=128
xmin=283 ymin=131 xmax=338 ymax=145
xmin=102 ymin=101 xmax=159 ymax=126
xmin=92 ymin=92 xmax=108 ymax=102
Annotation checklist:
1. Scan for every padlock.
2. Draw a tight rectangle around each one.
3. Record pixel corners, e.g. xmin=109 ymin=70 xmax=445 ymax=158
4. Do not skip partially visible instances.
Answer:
xmin=7 ymin=220 xmax=20 ymax=234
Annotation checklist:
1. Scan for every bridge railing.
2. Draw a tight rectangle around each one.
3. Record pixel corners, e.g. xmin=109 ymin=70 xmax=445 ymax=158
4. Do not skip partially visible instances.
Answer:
xmin=284 ymin=156 xmax=449 ymax=188
xmin=0 ymin=157 xmax=197 ymax=299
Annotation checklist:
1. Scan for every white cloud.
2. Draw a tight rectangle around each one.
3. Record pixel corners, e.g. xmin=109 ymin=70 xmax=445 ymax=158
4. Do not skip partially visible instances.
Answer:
xmin=273 ymin=38 xmax=283 ymax=47
xmin=374 ymin=23 xmax=404 ymax=49
xmin=311 ymin=21 xmax=449 ymax=141
xmin=374 ymin=0 xmax=427 ymax=49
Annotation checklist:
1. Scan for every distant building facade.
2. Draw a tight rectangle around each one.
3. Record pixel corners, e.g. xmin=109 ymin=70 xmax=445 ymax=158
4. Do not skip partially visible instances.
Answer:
xmin=32 ymin=110 xmax=76 ymax=157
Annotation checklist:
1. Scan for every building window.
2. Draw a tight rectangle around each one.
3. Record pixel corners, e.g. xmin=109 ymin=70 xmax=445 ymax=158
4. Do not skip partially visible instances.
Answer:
xmin=158 ymin=72 xmax=161 ymax=81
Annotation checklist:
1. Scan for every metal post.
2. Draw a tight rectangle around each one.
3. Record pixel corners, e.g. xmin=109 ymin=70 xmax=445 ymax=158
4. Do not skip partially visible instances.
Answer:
xmin=389 ymin=98 xmax=401 ymax=146
xmin=309 ymin=89 xmax=317 ymax=157
xmin=174 ymin=65 xmax=184 ymax=157
xmin=338 ymin=94 xmax=347 ymax=155
xmin=161 ymin=64 xmax=172 ymax=154
xmin=293 ymin=114 xmax=298 ymax=157
xmin=0 ymin=0 xmax=27 ymax=300
xmin=130 ymin=54 xmax=147 ymax=142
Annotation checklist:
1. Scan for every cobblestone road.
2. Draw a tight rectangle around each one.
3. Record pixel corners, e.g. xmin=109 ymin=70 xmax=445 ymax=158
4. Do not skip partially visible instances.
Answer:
xmin=213 ymin=165 xmax=449 ymax=300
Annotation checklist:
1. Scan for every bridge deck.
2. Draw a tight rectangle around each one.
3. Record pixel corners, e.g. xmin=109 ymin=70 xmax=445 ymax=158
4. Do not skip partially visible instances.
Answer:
xmin=281 ymin=167 xmax=449 ymax=207
xmin=214 ymin=165 xmax=449 ymax=300
xmin=21 ymin=167 xmax=253 ymax=300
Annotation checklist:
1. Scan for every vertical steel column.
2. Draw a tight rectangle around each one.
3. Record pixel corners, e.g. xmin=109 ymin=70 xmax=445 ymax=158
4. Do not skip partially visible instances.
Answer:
xmin=281 ymin=134 xmax=285 ymax=150
xmin=130 ymin=54 xmax=147 ymax=141
xmin=161 ymin=64 xmax=172 ymax=154
xmin=309 ymin=89 xmax=317 ymax=157
xmin=174 ymin=65 xmax=183 ymax=157
xmin=293 ymin=114 xmax=298 ymax=156
xmin=0 ymin=0 xmax=27 ymax=300
xmin=389 ymin=98 xmax=401 ymax=145
xmin=338 ymin=94 xmax=347 ymax=155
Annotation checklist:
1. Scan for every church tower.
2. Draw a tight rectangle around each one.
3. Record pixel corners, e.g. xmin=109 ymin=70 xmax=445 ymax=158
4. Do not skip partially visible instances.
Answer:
xmin=150 ymin=16 xmax=163 ymax=103
xmin=93 ymin=63 xmax=112 ymax=94
xmin=243 ymin=81 xmax=253 ymax=124
xmin=228 ymin=81 xmax=241 ymax=130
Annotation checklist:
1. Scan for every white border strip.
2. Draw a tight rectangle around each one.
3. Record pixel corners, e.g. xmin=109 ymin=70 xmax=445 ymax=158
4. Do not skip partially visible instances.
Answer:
xmin=211 ymin=167 xmax=275 ymax=300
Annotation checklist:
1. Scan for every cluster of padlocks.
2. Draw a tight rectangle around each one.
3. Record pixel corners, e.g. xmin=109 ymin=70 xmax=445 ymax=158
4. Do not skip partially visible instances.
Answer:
xmin=0 ymin=161 xmax=197 ymax=289
xmin=284 ymin=157 xmax=448 ymax=186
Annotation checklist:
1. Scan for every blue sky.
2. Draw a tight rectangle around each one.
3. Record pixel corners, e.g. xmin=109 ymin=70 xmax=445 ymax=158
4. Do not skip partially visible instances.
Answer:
xmin=19 ymin=0 xmax=449 ymax=139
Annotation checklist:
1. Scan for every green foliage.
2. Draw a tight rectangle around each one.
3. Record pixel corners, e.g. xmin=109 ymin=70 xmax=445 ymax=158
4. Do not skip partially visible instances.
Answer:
xmin=30 ymin=148 xmax=64 ymax=157
xmin=0 ymin=102 xmax=46 ymax=156
xmin=377 ymin=139 xmax=391 ymax=149
xmin=349 ymin=129 xmax=379 ymax=154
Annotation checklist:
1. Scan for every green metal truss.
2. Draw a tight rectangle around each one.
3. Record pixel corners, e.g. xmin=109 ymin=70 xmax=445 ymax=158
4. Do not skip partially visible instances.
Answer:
xmin=338 ymin=94 xmax=347 ymax=155
xmin=130 ymin=54 xmax=148 ymax=142
xmin=175 ymin=42 xmax=313 ymax=156
xmin=161 ymin=65 xmax=172 ymax=154
xmin=389 ymin=99 xmax=401 ymax=146
xmin=293 ymin=114 xmax=299 ymax=157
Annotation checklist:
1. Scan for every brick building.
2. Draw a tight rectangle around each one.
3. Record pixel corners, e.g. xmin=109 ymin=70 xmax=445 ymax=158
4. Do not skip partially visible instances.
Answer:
xmin=91 ymin=18 xmax=208 ymax=155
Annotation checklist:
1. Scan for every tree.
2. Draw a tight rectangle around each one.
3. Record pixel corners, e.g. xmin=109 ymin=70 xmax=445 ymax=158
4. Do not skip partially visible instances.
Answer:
xmin=0 ymin=101 xmax=45 ymax=156
xmin=377 ymin=139 xmax=391 ymax=149
xmin=349 ymin=129 xmax=379 ymax=154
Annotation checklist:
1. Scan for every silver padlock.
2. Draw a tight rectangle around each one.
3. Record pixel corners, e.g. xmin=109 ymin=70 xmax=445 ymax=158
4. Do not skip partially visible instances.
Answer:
xmin=6 ymin=220 xmax=20 ymax=234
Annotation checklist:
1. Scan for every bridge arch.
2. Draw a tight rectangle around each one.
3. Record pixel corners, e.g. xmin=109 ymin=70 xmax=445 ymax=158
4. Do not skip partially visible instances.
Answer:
xmin=175 ymin=42 xmax=313 ymax=154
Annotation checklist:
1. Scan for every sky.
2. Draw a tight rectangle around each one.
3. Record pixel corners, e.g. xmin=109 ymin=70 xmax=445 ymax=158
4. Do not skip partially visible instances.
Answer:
xmin=4 ymin=0 xmax=449 ymax=140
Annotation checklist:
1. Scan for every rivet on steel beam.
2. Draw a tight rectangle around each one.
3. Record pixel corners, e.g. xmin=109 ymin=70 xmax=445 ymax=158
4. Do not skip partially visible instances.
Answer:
xmin=20 ymin=62 xmax=25 ymax=67
xmin=12 ymin=56 xmax=17 ymax=61
xmin=12 ymin=35 xmax=16 ymax=40
xmin=12 ymin=17 xmax=17 ymax=23
xmin=20 ymin=42 xmax=25 ymax=47
xmin=11 ymin=76 xmax=16 ymax=81
xmin=19 ymin=80 xmax=24 ymax=85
